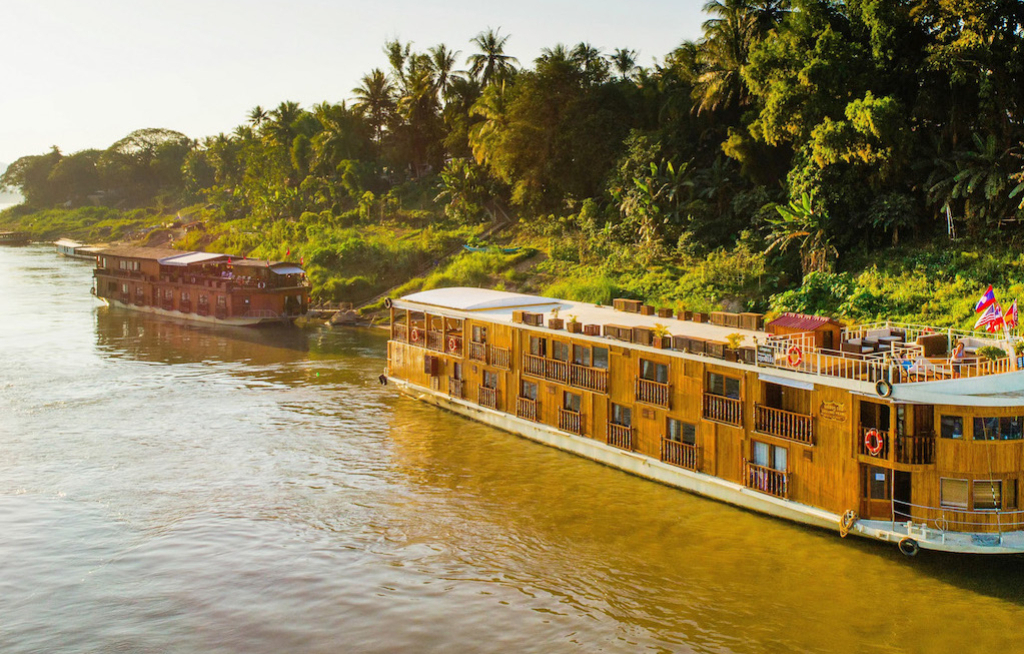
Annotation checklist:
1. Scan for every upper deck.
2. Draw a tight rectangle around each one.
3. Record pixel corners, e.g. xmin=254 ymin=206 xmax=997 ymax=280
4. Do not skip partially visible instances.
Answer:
xmin=393 ymin=288 xmax=1024 ymax=407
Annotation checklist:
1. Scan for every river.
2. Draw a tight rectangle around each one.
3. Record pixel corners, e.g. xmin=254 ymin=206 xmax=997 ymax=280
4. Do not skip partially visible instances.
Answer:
xmin=2 ymin=244 xmax=1024 ymax=653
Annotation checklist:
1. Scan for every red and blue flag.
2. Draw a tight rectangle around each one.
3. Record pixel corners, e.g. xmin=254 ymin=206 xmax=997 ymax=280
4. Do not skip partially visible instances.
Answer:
xmin=975 ymin=303 xmax=1004 ymax=333
xmin=975 ymin=285 xmax=996 ymax=313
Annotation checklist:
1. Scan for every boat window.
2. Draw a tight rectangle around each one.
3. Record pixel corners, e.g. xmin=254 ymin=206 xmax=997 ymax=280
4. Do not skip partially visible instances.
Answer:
xmin=1007 ymin=480 xmax=1018 ymax=510
xmin=521 ymin=380 xmax=538 ymax=401
xmin=752 ymin=440 xmax=787 ymax=471
xmin=973 ymin=480 xmax=1002 ymax=511
xmin=482 ymin=370 xmax=498 ymax=389
xmin=611 ymin=403 xmax=631 ymax=427
xmin=940 ymin=478 xmax=969 ymax=509
xmin=572 ymin=345 xmax=591 ymax=367
xmin=452 ymin=362 xmax=462 ymax=380
xmin=592 ymin=347 xmax=609 ymax=370
xmin=667 ymin=418 xmax=696 ymax=445
xmin=640 ymin=359 xmax=669 ymax=384
xmin=551 ymin=342 xmax=569 ymax=362
xmin=529 ymin=336 xmax=546 ymax=357
xmin=122 ymin=283 xmax=128 ymax=293
xmin=563 ymin=392 xmax=581 ymax=413
xmin=940 ymin=415 xmax=963 ymax=439
xmin=972 ymin=416 xmax=1023 ymax=441
xmin=707 ymin=372 xmax=740 ymax=399
xmin=472 ymin=326 xmax=488 ymax=344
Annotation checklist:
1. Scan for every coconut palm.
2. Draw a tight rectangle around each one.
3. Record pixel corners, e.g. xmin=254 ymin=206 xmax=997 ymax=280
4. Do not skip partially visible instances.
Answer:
xmin=427 ymin=44 xmax=462 ymax=104
xmin=609 ymin=48 xmax=639 ymax=81
xmin=351 ymin=69 xmax=396 ymax=145
xmin=248 ymin=105 xmax=269 ymax=129
xmin=468 ymin=28 xmax=519 ymax=86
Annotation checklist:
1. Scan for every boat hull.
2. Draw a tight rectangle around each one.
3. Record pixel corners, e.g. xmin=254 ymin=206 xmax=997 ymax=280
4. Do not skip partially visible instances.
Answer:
xmin=392 ymin=378 xmax=1024 ymax=555
xmin=99 ymin=297 xmax=296 ymax=327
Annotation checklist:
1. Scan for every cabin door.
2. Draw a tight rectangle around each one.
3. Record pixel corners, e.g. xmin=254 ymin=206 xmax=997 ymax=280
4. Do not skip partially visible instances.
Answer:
xmin=893 ymin=471 xmax=912 ymax=522
xmin=860 ymin=465 xmax=892 ymax=520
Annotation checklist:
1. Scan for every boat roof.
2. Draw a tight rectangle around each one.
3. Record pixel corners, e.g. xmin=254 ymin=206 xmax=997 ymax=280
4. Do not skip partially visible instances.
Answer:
xmin=54 ymin=238 xmax=83 ymax=247
xmin=396 ymin=287 xmax=765 ymax=345
xmin=97 ymin=246 xmax=183 ymax=260
xmin=94 ymin=246 xmax=303 ymax=271
xmin=768 ymin=312 xmax=842 ymax=330
xmin=159 ymin=252 xmax=228 ymax=266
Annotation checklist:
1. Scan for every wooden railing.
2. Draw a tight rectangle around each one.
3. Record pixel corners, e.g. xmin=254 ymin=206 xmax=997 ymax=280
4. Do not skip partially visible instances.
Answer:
xmin=559 ymin=409 xmax=583 ymax=435
xmin=570 ymin=364 xmax=608 ymax=393
xmin=523 ymin=354 xmax=546 ymax=378
xmin=478 ymin=386 xmax=499 ymax=409
xmin=427 ymin=330 xmax=444 ymax=352
xmin=489 ymin=346 xmax=511 ymax=370
xmin=754 ymin=405 xmax=814 ymax=445
xmin=449 ymin=377 xmax=464 ymax=399
xmin=469 ymin=342 xmax=488 ymax=362
xmin=636 ymin=378 xmax=671 ymax=408
xmin=858 ymin=425 xmax=891 ymax=460
xmin=702 ymin=393 xmax=743 ymax=426
xmin=516 ymin=397 xmax=539 ymax=421
xmin=392 ymin=323 xmax=408 ymax=341
xmin=662 ymin=439 xmax=700 ymax=471
xmin=895 ymin=433 xmax=936 ymax=466
xmin=608 ymin=423 xmax=633 ymax=450
xmin=743 ymin=460 xmax=789 ymax=498
xmin=545 ymin=359 xmax=569 ymax=383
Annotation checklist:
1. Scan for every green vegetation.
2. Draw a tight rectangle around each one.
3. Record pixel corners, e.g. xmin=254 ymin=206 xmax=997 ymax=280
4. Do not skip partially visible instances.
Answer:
xmin=3 ymin=3 xmax=1024 ymax=327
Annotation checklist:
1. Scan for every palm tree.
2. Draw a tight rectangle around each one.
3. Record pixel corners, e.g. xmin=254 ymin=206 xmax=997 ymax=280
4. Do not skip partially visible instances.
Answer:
xmin=428 ymin=44 xmax=462 ymax=104
xmin=352 ymin=69 xmax=396 ymax=145
xmin=266 ymin=101 xmax=303 ymax=148
xmin=468 ymin=28 xmax=519 ymax=86
xmin=570 ymin=42 xmax=609 ymax=82
xmin=609 ymin=48 xmax=639 ymax=81
xmin=928 ymin=133 xmax=1018 ymax=228
xmin=468 ymin=83 xmax=509 ymax=167
xmin=248 ymin=105 xmax=268 ymax=129
xmin=766 ymin=193 xmax=837 ymax=276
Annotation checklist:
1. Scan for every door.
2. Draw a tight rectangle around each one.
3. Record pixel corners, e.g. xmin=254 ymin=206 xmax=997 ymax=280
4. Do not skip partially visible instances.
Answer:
xmin=893 ymin=471 xmax=912 ymax=521
xmin=860 ymin=464 xmax=892 ymax=519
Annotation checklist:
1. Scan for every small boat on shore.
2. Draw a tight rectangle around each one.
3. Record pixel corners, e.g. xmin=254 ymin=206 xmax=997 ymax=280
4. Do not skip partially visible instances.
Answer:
xmin=92 ymin=246 xmax=311 ymax=326
xmin=0 ymin=231 xmax=29 ymax=246
xmin=55 ymin=238 xmax=104 ymax=260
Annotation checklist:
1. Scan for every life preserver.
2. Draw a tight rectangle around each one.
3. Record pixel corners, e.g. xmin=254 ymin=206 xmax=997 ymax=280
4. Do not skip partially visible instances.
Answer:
xmin=787 ymin=345 xmax=803 ymax=367
xmin=410 ymin=327 xmax=420 ymax=342
xmin=384 ymin=298 xmax=393 ymax=309
xmin=258 ymin=282 xmax=266 ymax=289
xmin=448 ymin=336 xmax=458 ymax=352
xmin=898 ymin=537 xmax=920 ymax=557
xmin=864 ymin=428 xmax=884 ymax=456
xmin=875 ymin=379 xmax=893 ymax=397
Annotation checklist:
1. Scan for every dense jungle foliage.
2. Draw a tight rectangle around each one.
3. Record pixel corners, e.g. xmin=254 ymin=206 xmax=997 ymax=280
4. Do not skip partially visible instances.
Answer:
xmin=3 ymin=0 xmax=1024 ymax=329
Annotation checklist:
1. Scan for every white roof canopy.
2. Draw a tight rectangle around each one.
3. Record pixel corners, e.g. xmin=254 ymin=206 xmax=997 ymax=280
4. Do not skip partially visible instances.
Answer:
xmin=271 ymin=265 xmax=305 ymax=275
xmin=400 ymin=287 xmax=561 ymax=312
xmin=158 ymin=252 xmax=229 ymax=266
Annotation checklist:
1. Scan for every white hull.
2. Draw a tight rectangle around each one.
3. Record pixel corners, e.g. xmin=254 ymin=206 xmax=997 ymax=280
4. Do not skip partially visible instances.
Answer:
xmin=393 ymin=378 xmax=1024 ymax=555
xmin=100 ymin=298 xmax=294 ymax=327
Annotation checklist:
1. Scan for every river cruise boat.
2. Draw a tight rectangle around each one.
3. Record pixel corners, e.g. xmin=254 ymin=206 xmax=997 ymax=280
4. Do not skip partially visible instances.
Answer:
xmin=385 ymin=288 xmax=1024 ymax=555
xmin=0 ymin=231 xmax=29 ymax=245
xmin=93 ymin=246 xmax=310 ymax=326
xmin=55 ymin=238 xmax=103 ymax=260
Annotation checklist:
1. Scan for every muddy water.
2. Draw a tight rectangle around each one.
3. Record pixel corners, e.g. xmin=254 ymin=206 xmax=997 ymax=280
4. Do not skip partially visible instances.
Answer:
xmin=1 ymin=244 xmax=1023 ymax=654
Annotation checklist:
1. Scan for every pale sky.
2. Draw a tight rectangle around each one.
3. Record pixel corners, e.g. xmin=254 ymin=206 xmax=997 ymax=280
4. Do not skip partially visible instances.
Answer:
xmin=0 ymin=0 xmax=706 ymax=167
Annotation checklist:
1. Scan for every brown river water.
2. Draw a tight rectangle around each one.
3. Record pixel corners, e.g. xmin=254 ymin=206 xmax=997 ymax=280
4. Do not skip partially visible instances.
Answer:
xmin=2 ymin=244 xmax=1024 ymax=653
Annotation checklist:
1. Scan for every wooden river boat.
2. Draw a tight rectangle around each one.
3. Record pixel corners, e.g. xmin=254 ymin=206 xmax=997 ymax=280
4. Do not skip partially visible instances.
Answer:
xmin=92 ymin=246 xmax=310 ymax=326
xmin=0 ymin=231 xmax=30 ymax=245
xmin=385 ymin=288 xmax=1024 ymax=555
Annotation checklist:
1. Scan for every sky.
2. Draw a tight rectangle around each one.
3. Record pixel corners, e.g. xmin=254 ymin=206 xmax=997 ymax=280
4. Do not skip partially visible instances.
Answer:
xmin=0 ymin=0 xmax=707 ymax=168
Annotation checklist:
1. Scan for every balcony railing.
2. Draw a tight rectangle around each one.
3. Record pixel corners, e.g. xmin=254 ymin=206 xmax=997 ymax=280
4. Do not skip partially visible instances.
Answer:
xmin=449 ymin=377 xmax=464 ymax=399
xmin=570 ymin=364 xmax=608 ymax=393
xmin=516 ymin=397 xmax=539 ymax=421
xmin=661 ymin=439 xmax=700 ymax=471
xmin=545 ymin=359 xmax=569 ymax=383
xmin=702 ymin=393 xmax=743 ymax=426
xmin=392 ymin=323 xmax=408 ymax=341
xmin=523 ymin=354 xmax=547 ymax=378
xmin=858 ymin=425 xmax=890 ymax=460
xmin=636 ymin=378 xmax=671 ymax=408
xmin=754 ymin=405 xmax=814 ymax=445
xmin=490 ymin=346 xmax=511 ymax=370
xmin=427 ymin=330 xmax=444 ymax=352
xmin=559 ymin=409 xmax=583 ymax=435
xmin=469 ymin=342 xmax=488 ymax=362
xmin=744 ymin=460 xmax=789 ymax=498
xmin=607 ymin=423 xmax=633 ymax=450
xmin=478 ymin=386 xmax=499 ymax=410
xmin=895 ymin=433 xmax=935 ymax=466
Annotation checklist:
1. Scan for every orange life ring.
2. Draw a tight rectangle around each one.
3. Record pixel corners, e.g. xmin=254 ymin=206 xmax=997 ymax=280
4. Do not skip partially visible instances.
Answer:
xmin=787 ymin=345 xmax=803 ymax=367
xmin=410 ymin=327 xmax=420 ymax=342
xmin=258 ymin=281 xmax=266 ymax=289
xmin=864 ymin=428 xmax=884 ymax=456
xmin=448 ymin=336 xmax=458 ymax=352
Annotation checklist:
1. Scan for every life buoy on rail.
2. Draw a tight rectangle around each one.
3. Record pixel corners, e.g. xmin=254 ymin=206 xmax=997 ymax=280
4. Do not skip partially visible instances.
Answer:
xmin=258 ymin=281 xmax=266 ymax=289
xmin=898 ymin=537 xmax=920 ymax=557
xmin=384 ymin=297 xmax=393 ymax=309
xmin=448 ymin=336 xmax=458 ymax=353
xmin=410 ymin=327 xmax=420 ymax=342
xmin=864 ymin=428 xmax=884 ymax=456
xmin=787 ymin=345 xmax=803 ymax=367
xmin=875 ymin=379 xmax=893 ymax=398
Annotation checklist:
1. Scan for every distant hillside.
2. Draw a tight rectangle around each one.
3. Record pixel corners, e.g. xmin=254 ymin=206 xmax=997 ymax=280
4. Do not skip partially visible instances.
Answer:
xmin=0 ymin=162 xmax=22 ymax=206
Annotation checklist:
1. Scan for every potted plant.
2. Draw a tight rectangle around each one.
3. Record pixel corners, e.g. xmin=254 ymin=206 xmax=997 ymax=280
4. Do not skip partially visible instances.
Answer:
xmin=653 ymin=323 xmax=672 ymax=349
xmin=566 ymin=314 xmax=582 ymax=333
xmin=548 ymin=306 xmax=564 ymax=330
xmin=724 ymin=332 xmax=743 ymax=361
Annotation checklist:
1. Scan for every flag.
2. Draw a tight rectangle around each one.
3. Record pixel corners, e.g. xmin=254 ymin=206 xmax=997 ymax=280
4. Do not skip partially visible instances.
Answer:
xmin=975 ymin=285 xmax=996 ymax=313
xmin=975 ymin=303 xmax=1004 ymax=332
xmin=1007 ymin=300 xmax=1019 ymax=329
xmin=286 ymin=248 xmax=291 ymax=256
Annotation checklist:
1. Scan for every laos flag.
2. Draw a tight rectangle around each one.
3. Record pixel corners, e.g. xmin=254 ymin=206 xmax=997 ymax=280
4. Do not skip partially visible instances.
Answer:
xmin=974 ymin=285 xmax=996 ymax=313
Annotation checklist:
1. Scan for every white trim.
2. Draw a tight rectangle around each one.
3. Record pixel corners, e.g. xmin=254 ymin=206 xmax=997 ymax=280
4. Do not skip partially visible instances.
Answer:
xmin=758 ymin=373 xmax=815 ymax=391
